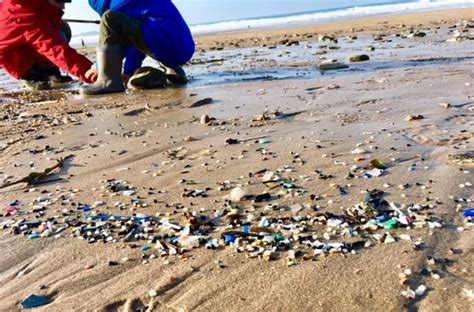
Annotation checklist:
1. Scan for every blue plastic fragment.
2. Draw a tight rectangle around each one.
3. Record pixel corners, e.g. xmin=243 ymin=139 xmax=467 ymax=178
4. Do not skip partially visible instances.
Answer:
xmin=464 ymin=209 xmax=474 ymax=217
xmin=85 ymin=214 xmax=152 ymax=222
xmin=142 ymin=245 xmax=151 ymax=252
xmin=224 ymin=234 xmax=236 ymax=244
xmin=82 ymin=205 xmax=92 ymax=212
xmin=242 ymin=226 xmax=250 ymax=234
xmin=376 ymin=215 xmax=389 ymax=222
xmin=85 ymin=214 xmax=116 ymax=221
xmin=28 ymin=233 xmax=40 ymax=240
xmin=282 ymin=182 xmax=297 ymax=189
xmin=21 ymin=294 xmax=51 ymax=309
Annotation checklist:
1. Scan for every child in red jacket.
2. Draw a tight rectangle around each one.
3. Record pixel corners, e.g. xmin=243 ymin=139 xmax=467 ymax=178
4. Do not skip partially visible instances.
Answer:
xmin=0 ymin=0 xmax=97 ymax=90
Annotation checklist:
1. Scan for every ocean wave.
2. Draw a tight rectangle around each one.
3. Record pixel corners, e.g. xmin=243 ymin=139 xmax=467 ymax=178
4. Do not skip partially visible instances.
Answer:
xmin=190 ymin=0 xmax=474 ymax=34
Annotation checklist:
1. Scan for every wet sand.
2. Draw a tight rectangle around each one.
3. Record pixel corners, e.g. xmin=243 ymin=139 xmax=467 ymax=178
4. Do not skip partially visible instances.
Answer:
xmin=0 ymin=8 xmax=473 ymax=312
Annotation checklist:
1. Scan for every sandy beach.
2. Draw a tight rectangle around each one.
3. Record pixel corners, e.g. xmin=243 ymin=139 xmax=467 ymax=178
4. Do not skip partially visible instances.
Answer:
xmin=0 ymin=8 xmax=473 ymax=312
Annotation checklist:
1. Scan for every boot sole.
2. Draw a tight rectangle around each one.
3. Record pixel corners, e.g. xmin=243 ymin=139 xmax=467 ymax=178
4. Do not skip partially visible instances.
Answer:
xmin=80 ymin=87 xmax=125 ymax=96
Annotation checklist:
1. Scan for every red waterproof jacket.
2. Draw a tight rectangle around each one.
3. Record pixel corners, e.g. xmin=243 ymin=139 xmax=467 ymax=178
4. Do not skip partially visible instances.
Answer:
xmin=0 ymin=0 xmax=93 ymax=82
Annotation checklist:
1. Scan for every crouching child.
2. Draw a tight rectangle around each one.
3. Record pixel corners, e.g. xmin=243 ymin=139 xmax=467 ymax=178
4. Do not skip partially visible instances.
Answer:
xmin=82 ymin=0 xmax=195 ymax=95
xmin=0 ymin=0 xmax=97 ymax=90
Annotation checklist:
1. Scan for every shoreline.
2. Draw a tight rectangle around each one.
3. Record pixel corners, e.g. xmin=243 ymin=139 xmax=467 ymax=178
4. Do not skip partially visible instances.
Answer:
xmin=194 ymin=8 xmax=473 ymax=49
xmin=68 ymin=7 xmax=473 ymax=49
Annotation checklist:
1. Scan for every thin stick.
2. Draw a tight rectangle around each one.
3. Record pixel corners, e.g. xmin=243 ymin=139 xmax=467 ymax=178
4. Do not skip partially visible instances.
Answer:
xmin=64 ymin=19 xmax=100 ymax=24
xmin=0 ymin=155 xmax=74 ymax=189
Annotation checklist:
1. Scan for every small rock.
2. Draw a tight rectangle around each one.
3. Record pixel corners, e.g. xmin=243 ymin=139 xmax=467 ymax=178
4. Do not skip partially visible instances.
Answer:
xmin=190 ymin=97 xmax=213 ymax=108
xmin=290 ymin=204 xmax=304 ymax=212
xmin=349 ymin=54 xmax=370 ymax=62
xmin=318 ymin=62 xmax=349 ymax=71
xmin=351 ymin=148 xmax=369 ymax=154
xmin=384 ymin=233 xmax=396 ymax=244
xmin=402 ymin=287 xmax=416 ymax=299
xmin=410 ymin=31 xmax=426 ymax=38
xmin=149 ymin=289 xmax=158 ymax=298
xmin=263 ymin=250 xmax=275 ymax=261
xmin=200 ymin=114 xmax=210 ymax=125
xmin=93 ymin=200 xmax=105 ymax=207
xmin=123 ymin=190 xmax=135 ymax=196
xmin=405 ymin=114 xmax=424 ymax=121
xmin=183 ymin=136 xmax=197 ymax=142
xmin=399 ymin=234 xmax=412 ymax=241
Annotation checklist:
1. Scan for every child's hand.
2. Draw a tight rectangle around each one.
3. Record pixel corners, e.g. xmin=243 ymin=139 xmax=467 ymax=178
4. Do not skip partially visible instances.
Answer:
xmin=85 ymin=65 xmax=98 ymax=83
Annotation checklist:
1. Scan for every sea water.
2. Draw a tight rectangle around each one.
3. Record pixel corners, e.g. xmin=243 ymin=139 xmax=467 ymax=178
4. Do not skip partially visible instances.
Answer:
xmin=66 ymin=0 xmax=474 ymax=44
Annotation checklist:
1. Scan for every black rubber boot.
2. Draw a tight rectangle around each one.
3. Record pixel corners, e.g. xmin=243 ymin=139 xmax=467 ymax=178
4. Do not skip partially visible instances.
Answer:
xmin=21 ymin=70 xmax=51 ymax=90
xmin=80 ymin=45 xmax=125 ymax=96
xmin=127 ymin=66 xmax=167 ymax=90
xmin=158 ymin=63 xmax=188 ymax=85
xmin=21 ymin=79 xmax=51 ymax=91
xmin=45 ymin=66 xmax=73 ymax=84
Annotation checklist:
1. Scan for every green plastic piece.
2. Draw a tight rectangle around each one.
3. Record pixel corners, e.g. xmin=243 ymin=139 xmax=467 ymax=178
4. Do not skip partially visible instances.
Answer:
xmin=383 ymin=219 xmax=399 ymax=229
xmin=274 ymin=234 xmax=285 ymax=242
xmin=370 ymin=159 xmax=387 ymax=169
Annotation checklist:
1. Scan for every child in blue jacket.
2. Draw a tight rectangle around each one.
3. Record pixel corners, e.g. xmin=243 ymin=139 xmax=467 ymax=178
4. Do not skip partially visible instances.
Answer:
xmin=82 ymin=0 xmax=195 ymax=95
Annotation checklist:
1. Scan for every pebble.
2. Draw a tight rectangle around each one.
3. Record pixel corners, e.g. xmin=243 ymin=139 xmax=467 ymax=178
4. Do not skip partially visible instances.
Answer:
xmin=93 ymin=200 xmax=105 ymax=207
xmin=263 ymin=250 xmax=275 ymax=261
xmin=200 ymin=114 xmax=210 ymax=125
xmin=318 ymin=62 xmax=349 ymax=71
xmin=402 ymin=287 xmax=416 ymax=299
xmin=399 ymin=234 xmax=412 ymax=241
xmin=123 ymin=190 xmax=135 ymax=196
xmin=351 ymin=148 xmax=368 ymax=154
xmin=384 ymin=233 xmax=396 ymax=244
xmin=405 ymin=114 xmax=424 ymax=121
xmin=349 ymin=54 xmax=370 ymax=62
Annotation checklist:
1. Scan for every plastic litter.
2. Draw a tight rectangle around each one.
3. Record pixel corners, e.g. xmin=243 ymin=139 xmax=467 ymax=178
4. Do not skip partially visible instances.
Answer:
xmin=282 ymin=182 xmax=297 ymax=189
xmin=229 ymin=187 xmax=247 ymax=202
xmin=364 ymin=168 xmax=384 ymax=178
xmin=21 ymin=295 xmax=51 ymax=309
xmin=370 ymin=159 xmax=387 ymax=169
xmin=463 ymin=209 xmax=474 ymax=217
xmin=224 ymin=234 xmax=236 ymax=244
xmin=28 ymin=233 xmax=40 ymax=240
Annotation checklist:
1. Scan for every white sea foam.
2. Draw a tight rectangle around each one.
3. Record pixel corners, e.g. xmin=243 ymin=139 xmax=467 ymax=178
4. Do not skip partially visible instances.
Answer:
xmin=190 ymin=0 xmax=473 ymax=35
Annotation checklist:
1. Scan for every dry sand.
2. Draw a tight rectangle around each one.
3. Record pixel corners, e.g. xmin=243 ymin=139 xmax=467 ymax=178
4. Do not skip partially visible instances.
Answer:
xmin=0 ymin=8 xmax=473 ymax=312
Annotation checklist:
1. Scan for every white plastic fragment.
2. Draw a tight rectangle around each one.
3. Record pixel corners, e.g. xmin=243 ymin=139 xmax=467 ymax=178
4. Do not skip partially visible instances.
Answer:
xmin=415 ymin=285 xmax=427 ymax=297
xmin=229 ymin=187 xmax=247 ymax=202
